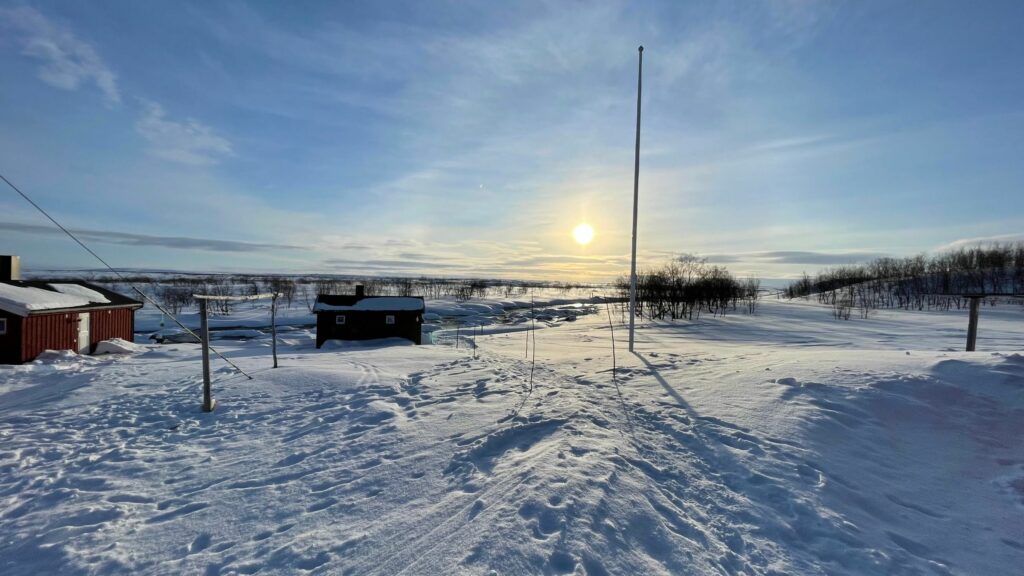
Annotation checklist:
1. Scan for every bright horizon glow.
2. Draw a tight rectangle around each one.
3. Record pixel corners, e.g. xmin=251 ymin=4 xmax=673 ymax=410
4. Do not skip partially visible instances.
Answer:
xmin=573 ymin=223 xmax=595 ymax=246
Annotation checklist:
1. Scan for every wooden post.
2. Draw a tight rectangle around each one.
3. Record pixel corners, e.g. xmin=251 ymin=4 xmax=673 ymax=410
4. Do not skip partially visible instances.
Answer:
xmin=271 ymin=294 xmax=279 ymax=368
xmin=200 ymin=299 xmax=215 ymax=412
xmin=966 ymin=297 xmax=981 ymax=352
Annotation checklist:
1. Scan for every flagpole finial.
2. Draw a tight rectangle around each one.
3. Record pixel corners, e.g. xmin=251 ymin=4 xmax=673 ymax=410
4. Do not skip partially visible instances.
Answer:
xmin=638 ymin=45 xmax=644 ymax=52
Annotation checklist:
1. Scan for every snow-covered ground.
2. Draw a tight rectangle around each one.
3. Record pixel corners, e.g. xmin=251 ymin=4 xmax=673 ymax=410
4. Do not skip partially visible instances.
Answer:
xmin=1 ymin=298 xmax=1022 ymax=575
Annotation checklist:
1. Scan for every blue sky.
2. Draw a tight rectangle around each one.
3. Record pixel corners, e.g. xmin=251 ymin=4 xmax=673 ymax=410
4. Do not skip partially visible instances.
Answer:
xmin=1 ymin=1 xmax=1022 ymax=281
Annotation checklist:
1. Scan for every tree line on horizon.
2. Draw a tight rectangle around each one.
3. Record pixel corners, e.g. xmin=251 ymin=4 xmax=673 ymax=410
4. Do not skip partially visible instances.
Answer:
xmin=80 ymin=274 xmax=593 ymax=316
xmin=783 ymin=243 xmax=1024 ymax=317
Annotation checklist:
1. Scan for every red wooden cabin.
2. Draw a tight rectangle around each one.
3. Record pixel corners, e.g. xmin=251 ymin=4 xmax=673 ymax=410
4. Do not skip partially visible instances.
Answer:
xmin=0 ymin=273 xmax=143 ymax=364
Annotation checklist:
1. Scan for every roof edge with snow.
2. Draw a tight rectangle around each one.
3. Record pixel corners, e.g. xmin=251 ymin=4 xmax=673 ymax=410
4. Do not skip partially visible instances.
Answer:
xmin=0 ymin=280 xmax=143 ymax=317
xmin=312 ymin=295 xmax=425 ymax=313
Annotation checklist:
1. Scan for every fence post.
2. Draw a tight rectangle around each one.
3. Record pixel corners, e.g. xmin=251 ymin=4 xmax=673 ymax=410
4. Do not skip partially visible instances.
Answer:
xmin=200 ymin=299 xmax=215 ymax=412
xmin=271 ymin=294 xmax=278 ymax=368
xmin=966 ymin=297 xmax=980 ymax=352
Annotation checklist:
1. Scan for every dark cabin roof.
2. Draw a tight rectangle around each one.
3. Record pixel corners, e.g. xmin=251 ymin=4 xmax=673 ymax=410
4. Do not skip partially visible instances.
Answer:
xmin=0 ymin=280 xmax=144 ymax=317
xmin=313 ymin=294 xmax=425 ymax=313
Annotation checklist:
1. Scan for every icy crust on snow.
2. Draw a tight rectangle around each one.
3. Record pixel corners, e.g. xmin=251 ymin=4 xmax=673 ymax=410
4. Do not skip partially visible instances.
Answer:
xmin=1 ymin=300 xmax=1023 ymax=575
xmin=312 ymin=297 xmax=424 ymax=312
xmin=0 ymin=283 xmax=95 ymax=315
xmin=48 ymin=283 xmax=110 ymax=304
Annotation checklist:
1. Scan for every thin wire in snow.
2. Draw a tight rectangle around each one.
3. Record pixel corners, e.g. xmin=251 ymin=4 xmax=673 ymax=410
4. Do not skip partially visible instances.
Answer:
xmin=0 ymin=170 xmax=252 ymax=379
xmin=529 ymin=294 xmax=536 ymax=397
xmin=509 ymin=293 xmax=538 ymax=420
xmin=606 ymin=297 xmax=635 ymax=437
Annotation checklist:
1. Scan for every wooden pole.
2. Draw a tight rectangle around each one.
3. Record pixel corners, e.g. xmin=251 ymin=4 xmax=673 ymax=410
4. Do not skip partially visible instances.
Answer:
xmin=271 ymin=294 xmax=278 ymax=368
xmin=628 ymin=45 xmax=644 ymax=352
xmin=966 ymin=297 xmax=981 ymax=352
xmin=200 ymin=299 xmax=215 ymax=412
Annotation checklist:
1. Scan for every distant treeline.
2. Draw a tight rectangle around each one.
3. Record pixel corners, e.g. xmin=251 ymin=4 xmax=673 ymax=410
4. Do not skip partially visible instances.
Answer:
xmin=784 ymin=243 xmax=1024 ymax=316
xmin=82 ymin=274 xmax=594 ymax=316
xmin=616 ymin=255 xmax=760 ymax=320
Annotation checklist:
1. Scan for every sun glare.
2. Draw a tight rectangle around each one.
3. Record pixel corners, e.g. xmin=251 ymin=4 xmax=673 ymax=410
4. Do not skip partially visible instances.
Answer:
xmin=572 ymin=223 xmax=594 ymax=246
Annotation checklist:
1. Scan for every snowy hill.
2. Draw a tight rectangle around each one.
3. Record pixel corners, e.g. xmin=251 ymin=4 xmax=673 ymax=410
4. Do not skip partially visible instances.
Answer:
xmin=1 ymin=298 xmax=1022 ymax=574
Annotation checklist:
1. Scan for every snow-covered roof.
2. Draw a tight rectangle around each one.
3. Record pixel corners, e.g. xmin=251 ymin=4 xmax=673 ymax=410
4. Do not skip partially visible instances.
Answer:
xmin=0 ymin=281 xmax=137 ymax=316
xmin=48 ymin=283 xmax=111 ymax=304
xmin=0 ymin=283 xmax=96 ymax=316
xmin=313 ymin=296 xmax=425 ymax=313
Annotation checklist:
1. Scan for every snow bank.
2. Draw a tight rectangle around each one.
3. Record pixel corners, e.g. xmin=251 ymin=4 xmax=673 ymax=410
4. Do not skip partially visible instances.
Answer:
xmin=30 ymin=349 xmax=83 ymax=363
xmin=211 ymin=329 xmax=264 ymax=340
xmin=94 ymin=338 xmax=143 ymax=355
xmin=320 ymin=337 xmax=415 ymax=349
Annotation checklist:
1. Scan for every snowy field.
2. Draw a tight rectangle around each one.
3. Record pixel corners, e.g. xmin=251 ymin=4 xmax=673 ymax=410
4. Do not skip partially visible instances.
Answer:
xmin=1 ymin=297 xmax=1023 ymax=575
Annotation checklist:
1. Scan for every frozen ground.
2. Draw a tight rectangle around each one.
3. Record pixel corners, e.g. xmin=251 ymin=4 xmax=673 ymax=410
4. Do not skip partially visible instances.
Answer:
xmin=1 ymin=298 xmax=1022 ymax=575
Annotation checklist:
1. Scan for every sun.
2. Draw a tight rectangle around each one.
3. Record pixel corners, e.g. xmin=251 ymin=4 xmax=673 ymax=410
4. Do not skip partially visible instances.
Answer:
xmin=572 ymin=223 xmax=594 ymax=246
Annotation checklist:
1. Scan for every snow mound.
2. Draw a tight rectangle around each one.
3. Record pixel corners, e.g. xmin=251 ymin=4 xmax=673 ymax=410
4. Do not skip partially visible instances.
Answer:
xmin=94 ymin=338 xmax=143 ymax=355
xmin=320 ymin=337 xmax=415 ymax=349
xmin=31 ymin=349 xmax=84 ymax=364
xmin=212 ymin=329 xmax=264 ymax=340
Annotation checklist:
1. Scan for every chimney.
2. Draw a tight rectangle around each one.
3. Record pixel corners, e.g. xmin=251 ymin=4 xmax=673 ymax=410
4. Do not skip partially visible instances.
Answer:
xmin=355 ymin=284 xmax=365 ymax=297
xmin=0 ymin=255 xmax=20 ymax=281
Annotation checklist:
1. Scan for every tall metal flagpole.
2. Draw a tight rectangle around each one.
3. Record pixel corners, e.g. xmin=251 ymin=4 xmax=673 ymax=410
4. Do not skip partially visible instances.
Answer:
xmin=629 ymin=45 xmax=643 ymax=352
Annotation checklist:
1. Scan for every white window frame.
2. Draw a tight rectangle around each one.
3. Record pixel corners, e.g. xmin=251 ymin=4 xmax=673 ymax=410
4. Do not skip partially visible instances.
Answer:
xmin=335 ymin=315 xmax=346 ymax=325
xmin=0 ymin=318 xmax=6 ymax=335
xmin=385 ymin=315 xmax=396 ymax=325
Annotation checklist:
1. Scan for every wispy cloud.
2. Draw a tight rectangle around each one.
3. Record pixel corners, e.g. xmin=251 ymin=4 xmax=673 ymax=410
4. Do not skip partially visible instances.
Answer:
xmin=135 ymin=101 xmax=233 ymax=165
xmin=504 ymin=254 xmax=629 ymax=267
xmin=323 ymin=258 xmax=463 ymax=271
xmin=0 ymin=5 xmax=120 ymax=104
xmin=704 ymin=250 xmax=888 ymax=266
xmin=1 ymin=221 xmax=302 ymax=252
xmin=937 ymin=233 xmax=1024 ymax=251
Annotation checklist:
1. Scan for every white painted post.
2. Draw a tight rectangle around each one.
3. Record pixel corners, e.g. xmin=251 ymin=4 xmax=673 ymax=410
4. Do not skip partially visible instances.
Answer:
xmin=629 ymin=46 xmax=643 ymax=352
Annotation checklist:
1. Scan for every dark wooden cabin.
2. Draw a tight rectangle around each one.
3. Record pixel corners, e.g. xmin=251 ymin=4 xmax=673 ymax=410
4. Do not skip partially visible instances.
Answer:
xmin=314 ymin=285 xmax=424 ymax=347
xmin=0 ymin=257 xmax=143 ymax=364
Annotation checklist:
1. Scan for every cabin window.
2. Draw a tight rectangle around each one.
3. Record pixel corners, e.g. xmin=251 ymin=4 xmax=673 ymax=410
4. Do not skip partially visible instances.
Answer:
xmin=0 ymin=318 xmax=6 ymax=335
xmin=386 ymin=315 xmax=395 ymax=325
xmin=335 ymin=315 xmax=346 ymax=325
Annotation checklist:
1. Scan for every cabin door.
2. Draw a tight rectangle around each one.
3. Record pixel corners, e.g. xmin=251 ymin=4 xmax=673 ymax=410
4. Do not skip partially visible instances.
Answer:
xmin=77 ymin=313 xmax=90 ymax=354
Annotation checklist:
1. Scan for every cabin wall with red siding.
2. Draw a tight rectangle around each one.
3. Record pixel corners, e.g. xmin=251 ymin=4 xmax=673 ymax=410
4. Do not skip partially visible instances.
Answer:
xmin=21 ymin=312 xmax=78 ymax=363
xmin=90 ymin=308 xmax=135 ymax=350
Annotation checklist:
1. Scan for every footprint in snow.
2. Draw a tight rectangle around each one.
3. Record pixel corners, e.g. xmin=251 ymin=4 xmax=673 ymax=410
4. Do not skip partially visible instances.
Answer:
xmin=187 ymin=533 xmax=212 ymax=555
